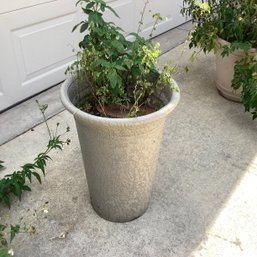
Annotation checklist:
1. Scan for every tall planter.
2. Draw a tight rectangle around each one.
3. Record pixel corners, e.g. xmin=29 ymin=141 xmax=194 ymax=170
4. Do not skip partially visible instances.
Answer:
xmin=60 ymin=78 xmax=180 ymax=222
xmin=215 ymin=38 xmax=256 ymax=102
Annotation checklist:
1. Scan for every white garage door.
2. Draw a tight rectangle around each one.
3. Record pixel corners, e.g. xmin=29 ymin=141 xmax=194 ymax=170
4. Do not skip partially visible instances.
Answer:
xmin=0 ymin=0 xmax=185 ymax=111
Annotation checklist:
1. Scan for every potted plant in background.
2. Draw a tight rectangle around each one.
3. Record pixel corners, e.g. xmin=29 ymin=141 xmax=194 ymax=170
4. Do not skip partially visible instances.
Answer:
xmin=181 ymin=0 xmax=257 ymax=119
xmin=60 ymin=0 xmax=180 ymax=222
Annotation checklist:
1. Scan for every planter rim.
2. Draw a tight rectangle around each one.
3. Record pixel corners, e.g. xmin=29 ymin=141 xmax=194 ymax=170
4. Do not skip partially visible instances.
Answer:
xmin=216 ymin=37 xmax=256 ymax=55
xmin=60 ymin=77 xmax=180 ymax=125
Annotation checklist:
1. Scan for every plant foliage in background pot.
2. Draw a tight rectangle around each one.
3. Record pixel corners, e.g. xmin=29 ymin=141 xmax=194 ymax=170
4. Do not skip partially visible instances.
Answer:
xmin=61 ymin=0 xmax=180 ymax=222
xmin=181 ymin=0 xmax=257 ymax=119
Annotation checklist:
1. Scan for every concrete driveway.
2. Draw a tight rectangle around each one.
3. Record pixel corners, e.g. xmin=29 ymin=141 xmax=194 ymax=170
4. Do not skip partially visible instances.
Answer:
xmin=0 ymin=43 xmax=257 ymax=257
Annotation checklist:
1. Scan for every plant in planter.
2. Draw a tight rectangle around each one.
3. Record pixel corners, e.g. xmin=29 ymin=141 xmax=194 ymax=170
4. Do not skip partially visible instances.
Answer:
xmin=181 ymin=0 xmax=257 ymax=119
xmin=61 ymin=0 xmax=180 ymax=222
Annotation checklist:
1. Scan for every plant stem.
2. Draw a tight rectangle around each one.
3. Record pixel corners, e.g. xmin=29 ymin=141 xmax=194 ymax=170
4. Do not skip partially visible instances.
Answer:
xmin=137 ymin=0 xmax=150 ymax=34
xmin=36 ymin=100 xmax=52 ymax=140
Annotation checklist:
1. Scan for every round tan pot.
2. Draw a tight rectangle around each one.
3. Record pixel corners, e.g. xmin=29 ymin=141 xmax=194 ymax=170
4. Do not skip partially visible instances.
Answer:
xmin=60 ymin=78 xmax=180 ymax=222
xmin=215 ymin=38 xmax=256 ymax=102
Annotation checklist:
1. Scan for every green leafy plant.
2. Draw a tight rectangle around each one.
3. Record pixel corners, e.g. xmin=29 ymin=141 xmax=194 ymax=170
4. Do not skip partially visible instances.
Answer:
xmin=66 ymin=0 xmax=176 ymax=117
xmin=0 ymin=101 xmax=70 ymax=208
xmin=181 ymin=0 xmax=257 ymax=119
xmin=0 ymin=202 xmax=49 ymax=257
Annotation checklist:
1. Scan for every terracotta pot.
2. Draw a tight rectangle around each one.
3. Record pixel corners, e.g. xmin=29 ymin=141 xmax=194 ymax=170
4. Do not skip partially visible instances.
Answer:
xmin=215 ymin=38 xmax=256 ymax=102
xmin=60 ymin=78 xmax=180 ymax=222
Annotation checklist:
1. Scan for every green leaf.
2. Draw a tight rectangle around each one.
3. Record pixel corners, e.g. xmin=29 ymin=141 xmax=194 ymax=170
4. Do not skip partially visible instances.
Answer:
xmin=114 ymin=64 xmax=126 ymax=71
xmin=21 ymin=163 xmax=35 ymax=171
xmin=105 ymin=5 xmax=120 ymax=18
xmin=21 ymin=185 xmax=31 ymax=192
xmin=12 ymin=182 xmax=21 ymax=199
xmin=86 ymin=2 xmax=95 ymax=9
xmin=10 ymin=225 xmax=20 ymax=242
xmin=32 ymin=172 xmax=42 ymax=184
xmin=80 ymin=22 xmax=88 ymax=33
xmin=92 ymin=59 xmax=111 ymax=68
xmin=88 ymin=12 xmax=104 ymax=25
xmin=79 ymin=35 xmax=90 ymax=48
xmin=36 ymin=158 xmax=45 ymax=174
xmin=26 ymin=171 xmax=32 ymax=183
xmin=100 ymin=3 xmax=106 ymax=12
xmin=108 ymin=71 xmax=118 ymax=88
xmin=111 ymin=41 xmax=124 ymax=52
xmin=82 ymin=7 xmax=93 ymax=14
xmin=72 ymin=21 xmax=83 ymax=32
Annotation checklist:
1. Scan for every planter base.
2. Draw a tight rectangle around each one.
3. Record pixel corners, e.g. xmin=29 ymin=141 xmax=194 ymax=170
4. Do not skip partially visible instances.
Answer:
xmin=91 ymin=197 xmax=149 ymax=223
xmin=216 ymin=81 xmax=241 ymax=102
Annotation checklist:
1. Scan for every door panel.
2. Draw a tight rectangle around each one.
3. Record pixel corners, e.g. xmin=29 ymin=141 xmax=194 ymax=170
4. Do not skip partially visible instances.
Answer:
xmin=13 ymin=14 xmax=76 ymax=75
xmin=0 ymin=0 xmax=80 ymax=110
xmin=0 ymin=0 xmax=57 ymax=14
xmin=104 ymin=0 xmax=136 ymax=33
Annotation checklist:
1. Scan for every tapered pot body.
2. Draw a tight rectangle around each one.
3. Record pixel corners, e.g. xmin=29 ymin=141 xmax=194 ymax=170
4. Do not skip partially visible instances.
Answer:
xmin=60 ymin=78 xmax=180 ymax=222
xmin=215 ymin=38 xmax=256 ymax=102
xmin=215 ymin=38 xmax=243 ymax=101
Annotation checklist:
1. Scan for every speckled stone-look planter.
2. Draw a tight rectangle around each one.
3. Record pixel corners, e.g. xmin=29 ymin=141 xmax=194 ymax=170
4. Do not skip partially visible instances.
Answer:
xmin=215 ymin=38 xmax=256 ymax=102
xmin=60 ymin=78 xmax=180 ymax=222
